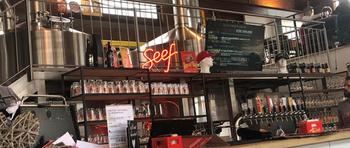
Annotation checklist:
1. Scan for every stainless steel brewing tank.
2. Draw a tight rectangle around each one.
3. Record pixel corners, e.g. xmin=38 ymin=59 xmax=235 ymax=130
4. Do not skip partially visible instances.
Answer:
xmin=31 ymin=28 xmax=89 ymax=66
xmin=0 ymin=31 xmax=30 ymax=83
xmin=0 ymin=34 xmax=15 ymax=83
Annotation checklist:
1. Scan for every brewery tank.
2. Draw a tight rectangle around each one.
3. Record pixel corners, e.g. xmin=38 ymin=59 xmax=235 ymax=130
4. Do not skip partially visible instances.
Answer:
xmin=31 ymin=28 xmax=89 ymax=67
xmin=30 ymin=0 xmax=89 ymax=67
xmin=0 ymin=0 xmax=89 ymax=83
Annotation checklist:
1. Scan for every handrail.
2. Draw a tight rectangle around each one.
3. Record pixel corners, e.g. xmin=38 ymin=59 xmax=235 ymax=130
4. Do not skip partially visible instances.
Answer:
xmin=31 ymin=0 xmax=325 ymax=24
xmin=0 ymin=65 xmax=31 ymax=86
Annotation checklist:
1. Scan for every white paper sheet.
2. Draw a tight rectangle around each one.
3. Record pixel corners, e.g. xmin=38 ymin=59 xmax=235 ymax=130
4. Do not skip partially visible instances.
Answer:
xmin=52 ymin=132 xmax=76 ymax=146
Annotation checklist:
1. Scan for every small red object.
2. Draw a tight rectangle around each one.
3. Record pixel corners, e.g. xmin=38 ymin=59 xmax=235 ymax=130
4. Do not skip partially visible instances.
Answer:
xmin=299 ymin=119 xmax=324 ymax=134
xmin=152 ymin=135 xmax=183 ymax=148
xmin=196 ymin=51 xmax=215 ymax=63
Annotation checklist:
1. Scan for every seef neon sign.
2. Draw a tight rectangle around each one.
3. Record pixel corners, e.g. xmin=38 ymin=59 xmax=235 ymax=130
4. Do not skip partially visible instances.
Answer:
xmin=142 ymin=43 xmax=178 ymax=73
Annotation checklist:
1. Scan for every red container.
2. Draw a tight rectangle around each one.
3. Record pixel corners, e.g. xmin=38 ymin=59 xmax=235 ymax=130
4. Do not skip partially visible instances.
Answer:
xmin=152 ymin=136 xmax=183 ymax=148
xmin=299 ymin=119 xmax=324 ymax=134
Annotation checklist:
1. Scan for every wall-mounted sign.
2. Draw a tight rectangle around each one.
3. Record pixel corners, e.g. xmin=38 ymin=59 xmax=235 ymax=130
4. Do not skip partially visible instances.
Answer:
xmin=205 ymin=20 xmax=265 ymax=72
xmin=142 ymin=43 xmax=178 ymax=73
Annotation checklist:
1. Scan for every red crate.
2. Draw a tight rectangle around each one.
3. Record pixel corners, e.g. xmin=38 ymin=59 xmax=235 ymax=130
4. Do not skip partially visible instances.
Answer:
xmin=152 ymin=136 xmax=183 ymax=148
xmin=299 ymin=119 xmax=324 ymax=134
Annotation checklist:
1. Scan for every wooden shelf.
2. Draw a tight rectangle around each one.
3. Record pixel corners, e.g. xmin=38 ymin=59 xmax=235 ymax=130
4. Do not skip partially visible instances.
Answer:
xmin=70 ymin=93 xmax=150 ymax=101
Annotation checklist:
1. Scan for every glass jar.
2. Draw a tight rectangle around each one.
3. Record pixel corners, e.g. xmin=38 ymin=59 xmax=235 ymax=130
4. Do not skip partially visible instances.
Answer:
xmin=184 ymin=83 xmax=189 ymax=94
xmin=144 ymin=83 xmax=149 ymax=93
xmin=123 ymin=80 xmax=131 ymax=93
xmin=151 ymin=83 xmax=156 ymax=95
xmin=94 ymin=108 xmax=101 ymax=120
xmin=161 ymin=83 xmax=168 ymax=95
xmin=138 ymin=81 xmax=146 ymax=93
xmin=71 ymin=82 xmax=81 ymax=96
xmin=90 ymin=80 xmax=97 ymax=94
xmin=174 ymin=84 xmax=180 ymax=95
xmin=107 ymin=82 xmax=115 ymax=94
xmin=115 ymin=81 xmax=122 ymax=93
xmin=83 ymin=80 xmax=90 ymax=94
xmin=76 ymin=108 xmax=84 ymax=122
xmin=96 ymin=80 xmax=103 ymax=93
xmin=130 ymin=80 xmax=138 ymax=93
xmin=103 ymin=81 xmax=109 ymax=94
xmin=168 ymin=84 xmax=174 ymax=95
xmin=87 ymin=108 xmax=93 ymax=121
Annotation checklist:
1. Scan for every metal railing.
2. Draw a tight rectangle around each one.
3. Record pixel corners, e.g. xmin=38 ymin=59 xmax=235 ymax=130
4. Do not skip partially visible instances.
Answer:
xmin=0 ymin=0 xmax=332 ymax=82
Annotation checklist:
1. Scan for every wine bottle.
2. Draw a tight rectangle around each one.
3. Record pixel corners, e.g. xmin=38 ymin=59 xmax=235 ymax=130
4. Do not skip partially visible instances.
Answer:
xmin=85 ymin=38 xmax=95 ymax=67
xmin=105 ymin=42 xmax=113 ymax=67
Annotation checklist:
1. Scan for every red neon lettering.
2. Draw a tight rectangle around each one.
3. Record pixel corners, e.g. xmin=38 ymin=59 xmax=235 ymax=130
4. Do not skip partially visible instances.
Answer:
xmin=142 ymin=43 xmax=178 ymax=73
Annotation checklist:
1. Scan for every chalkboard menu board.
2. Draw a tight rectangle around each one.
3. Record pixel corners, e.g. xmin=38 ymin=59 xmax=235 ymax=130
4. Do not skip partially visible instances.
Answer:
xmin=205 ymin=20 xmax=265 ymax=72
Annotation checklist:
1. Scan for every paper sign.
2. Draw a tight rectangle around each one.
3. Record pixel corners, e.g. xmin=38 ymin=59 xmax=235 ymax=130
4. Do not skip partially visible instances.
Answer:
xmin=106 ymin=104 xmax=134 ymax=148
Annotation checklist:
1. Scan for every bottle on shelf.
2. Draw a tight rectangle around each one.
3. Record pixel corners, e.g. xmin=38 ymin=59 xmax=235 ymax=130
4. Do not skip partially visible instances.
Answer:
xmin=85 ymin=38 xmax=95 ymax=67
xmin=105 ymin=42 xmax=114 ymax=68
xmin=92 ymin=34 xmax=104 ymax=67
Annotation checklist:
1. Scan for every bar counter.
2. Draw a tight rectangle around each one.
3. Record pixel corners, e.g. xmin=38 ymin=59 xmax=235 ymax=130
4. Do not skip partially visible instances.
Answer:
xmin=224 ymin=130 xmax=350 ymax=148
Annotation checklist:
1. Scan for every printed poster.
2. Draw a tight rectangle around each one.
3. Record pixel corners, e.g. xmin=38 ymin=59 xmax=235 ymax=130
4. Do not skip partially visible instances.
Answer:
xmin=106 ymin=104 xmax=134 ymax=148
xmin=181 ymin=51 xmax=198 ymax=73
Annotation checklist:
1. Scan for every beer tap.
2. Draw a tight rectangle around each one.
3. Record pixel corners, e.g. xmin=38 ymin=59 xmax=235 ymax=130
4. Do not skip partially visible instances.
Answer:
xmin=246 ymin=107 xmax=253 ymax=125
xmin=295 ymin=98 xmax=302 ymax=120
xmin=256 ymin=96 xmax=263 ymax=124
xmin=281 ymin=97 xmax=289 ymax=121
xmin=241 ymin=103 xmax=249 ymax=121
xmin=288 ymin=97 xmax=295 ymax=121
xmin=278 ymin=103 xmax=284 ymax=122
xmin=253 ymin=108 xmax=259 ymax=125
xmin=247 ymin=99 xmax=254 ymax=125
xmin=266 ymin=96 xmax=274 ymax=123
xmin=272 ymin=104 xmax=278 ymax=122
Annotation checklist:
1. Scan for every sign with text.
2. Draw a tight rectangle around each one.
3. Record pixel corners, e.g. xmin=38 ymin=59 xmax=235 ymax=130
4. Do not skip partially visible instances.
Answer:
xmin=142 ymin=42 xmax=178 ymax=73
xmin=205 ymin=20 xmax=265 ymax=72
xmin=106 ymin=104 xmax=134 ymax=148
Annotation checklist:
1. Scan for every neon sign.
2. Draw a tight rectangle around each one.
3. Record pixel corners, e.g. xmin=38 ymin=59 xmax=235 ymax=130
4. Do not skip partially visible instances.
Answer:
xmin=142 ymin=43 xmax=178 ymax=73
